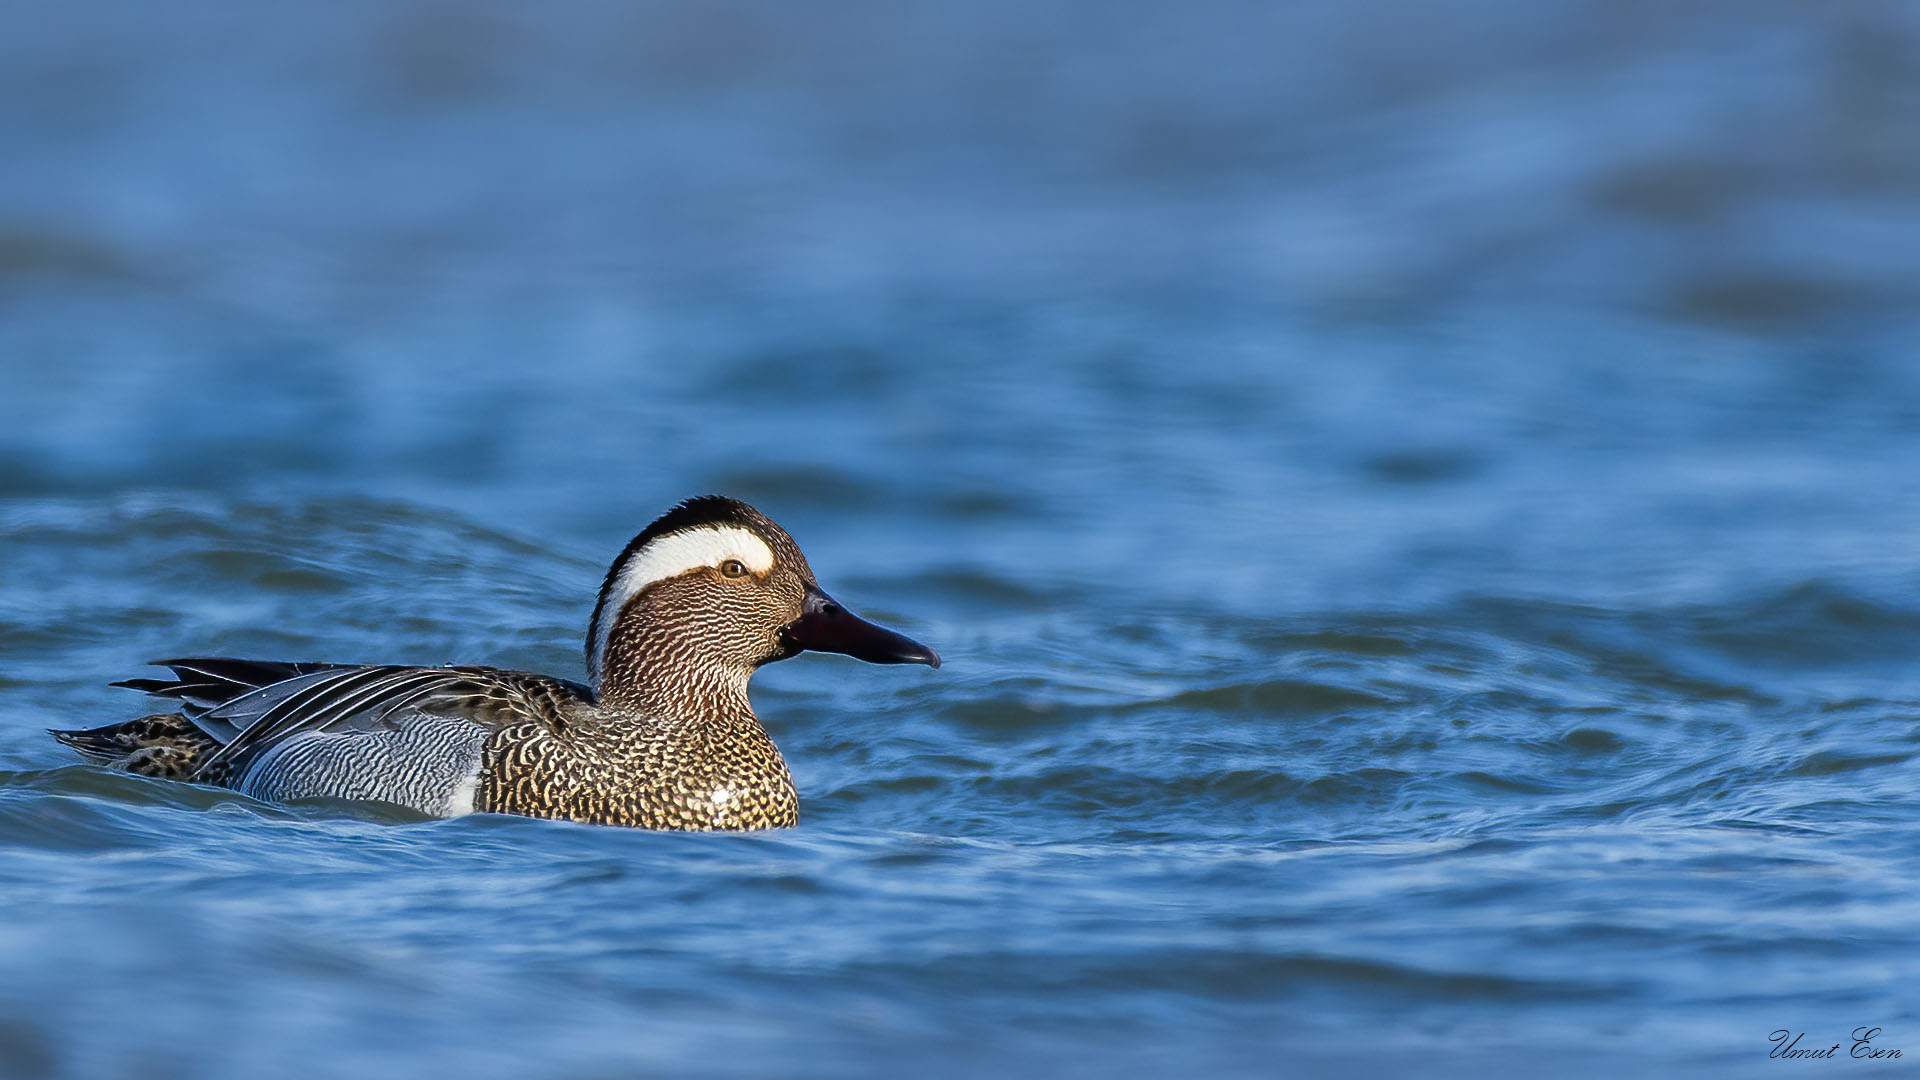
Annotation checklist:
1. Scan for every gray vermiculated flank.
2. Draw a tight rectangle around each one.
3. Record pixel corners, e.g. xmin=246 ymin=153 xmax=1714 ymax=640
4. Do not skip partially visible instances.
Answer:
xmin=236 ymin=710 xmax=489 ymax=815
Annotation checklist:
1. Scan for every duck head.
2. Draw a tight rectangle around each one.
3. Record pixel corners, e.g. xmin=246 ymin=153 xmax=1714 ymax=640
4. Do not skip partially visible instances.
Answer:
xmin=587 ymin=495 xmax=938 ymax=707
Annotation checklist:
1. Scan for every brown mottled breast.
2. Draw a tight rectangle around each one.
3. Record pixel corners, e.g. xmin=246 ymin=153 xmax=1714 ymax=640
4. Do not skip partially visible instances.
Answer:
xmin=475 ymin=710 xmax=798 ymax=830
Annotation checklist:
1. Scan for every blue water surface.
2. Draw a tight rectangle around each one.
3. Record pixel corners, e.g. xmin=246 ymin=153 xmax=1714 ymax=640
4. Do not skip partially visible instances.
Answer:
xmin=2 ymin=2 xmax=1919 ymax=1077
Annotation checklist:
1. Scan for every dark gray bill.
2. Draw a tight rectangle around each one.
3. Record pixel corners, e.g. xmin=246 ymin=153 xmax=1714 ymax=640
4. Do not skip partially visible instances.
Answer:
xmin=781 ymin=587 xmax=940 ymax=668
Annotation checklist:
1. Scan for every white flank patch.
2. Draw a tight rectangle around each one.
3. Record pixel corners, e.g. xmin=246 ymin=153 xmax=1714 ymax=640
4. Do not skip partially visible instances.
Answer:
xmin=711 ymin=785 xmax=734 ymax=806
xmin=443 ymin=771 xmax=480 ymax=817
xmin=589 ymin=525 xmax=776 ymax=686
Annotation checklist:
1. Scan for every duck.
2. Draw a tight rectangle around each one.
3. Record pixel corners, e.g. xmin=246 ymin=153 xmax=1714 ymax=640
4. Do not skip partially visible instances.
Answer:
xmin=51 ymin=495 xmax=939 ymax=830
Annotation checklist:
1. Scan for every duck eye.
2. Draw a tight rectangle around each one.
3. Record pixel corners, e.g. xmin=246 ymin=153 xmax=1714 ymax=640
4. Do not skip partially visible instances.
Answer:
xmin=719 ymin=559 xmax=749 ymax=579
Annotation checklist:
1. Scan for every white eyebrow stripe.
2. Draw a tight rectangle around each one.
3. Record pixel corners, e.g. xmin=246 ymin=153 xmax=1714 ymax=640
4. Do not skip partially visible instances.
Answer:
xmin=588 ymin=525 xmax=776 ymax=688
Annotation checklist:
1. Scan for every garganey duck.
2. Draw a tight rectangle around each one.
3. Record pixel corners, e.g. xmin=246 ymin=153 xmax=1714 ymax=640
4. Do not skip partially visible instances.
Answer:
xmin=53 ymin=496 xmax=939 ymax=830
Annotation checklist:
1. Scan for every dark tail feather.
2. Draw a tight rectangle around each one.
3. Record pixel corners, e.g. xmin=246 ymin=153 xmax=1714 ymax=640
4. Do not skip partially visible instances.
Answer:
xmin=49 ymin=724 xmax=129 ymax=762
xmin=49 ymin=715 xmax=219 ymax=780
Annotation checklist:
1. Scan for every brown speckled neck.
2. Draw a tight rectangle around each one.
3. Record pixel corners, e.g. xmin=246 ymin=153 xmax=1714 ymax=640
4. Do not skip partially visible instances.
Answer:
xmin=593 ymin=589 xmax=760 ymax=719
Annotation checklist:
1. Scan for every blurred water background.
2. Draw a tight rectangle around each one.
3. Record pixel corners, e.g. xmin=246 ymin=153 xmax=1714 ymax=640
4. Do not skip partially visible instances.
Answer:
xmin=2 ymin=2 xmax=1919 ymax=1076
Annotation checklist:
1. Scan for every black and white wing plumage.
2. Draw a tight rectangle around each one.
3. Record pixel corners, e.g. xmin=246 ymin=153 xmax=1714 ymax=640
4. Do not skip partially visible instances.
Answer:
xmin=115 ymin=658 xmax=590 ymax=817
xmin=111 ymin=657 xmax=355 ymax=739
